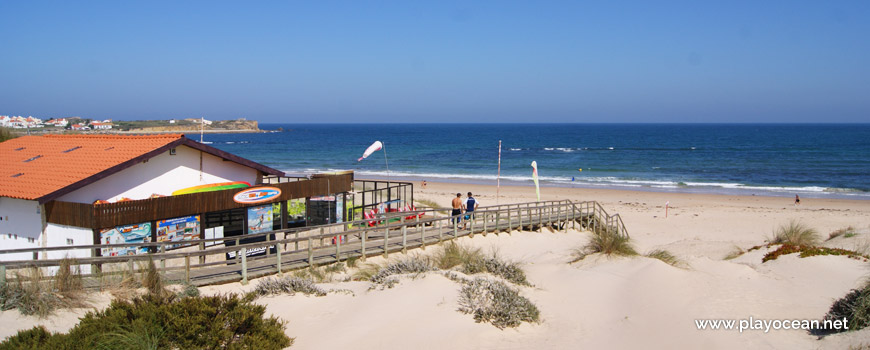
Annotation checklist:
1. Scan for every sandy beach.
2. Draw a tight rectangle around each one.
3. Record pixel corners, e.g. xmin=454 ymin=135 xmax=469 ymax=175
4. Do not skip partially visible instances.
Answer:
xmin=3 ymin=181 xmax=870 ymax=349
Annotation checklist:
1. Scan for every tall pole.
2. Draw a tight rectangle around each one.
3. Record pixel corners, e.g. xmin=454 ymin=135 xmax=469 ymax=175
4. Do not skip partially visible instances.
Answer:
xmin=382 ymin=142 xmax=391 ymax=206
xmin=200 ymin=116 xmax=204 ymax=143
xmin=497 ymin=140 xmax=501 ymax=205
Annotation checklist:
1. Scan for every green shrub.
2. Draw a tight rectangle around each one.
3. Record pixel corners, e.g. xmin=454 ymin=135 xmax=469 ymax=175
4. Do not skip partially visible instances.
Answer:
xmin=0 ymin=294 xmax=293 ymax=349
xmin=457 ymin=278 xmax=540 ymax=329
xmin=762 ymin=244 xmax=870 ymax=263
xmin=175 ymin=283 xmax=200 ymax=299
xmin=770 ymin=220 xmax=820 ymax=246
xmin=0 ymin=326 xmax=55 ymax=350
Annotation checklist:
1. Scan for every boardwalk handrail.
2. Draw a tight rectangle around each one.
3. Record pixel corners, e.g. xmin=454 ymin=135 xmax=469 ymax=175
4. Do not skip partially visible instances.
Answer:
xmin=0 ymin=199 xmax=627 ymax=287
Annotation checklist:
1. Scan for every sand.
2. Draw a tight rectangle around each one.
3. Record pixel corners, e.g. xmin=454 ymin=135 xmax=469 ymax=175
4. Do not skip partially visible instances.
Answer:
xmin=3 ymin=181 xmax=870 ymax=349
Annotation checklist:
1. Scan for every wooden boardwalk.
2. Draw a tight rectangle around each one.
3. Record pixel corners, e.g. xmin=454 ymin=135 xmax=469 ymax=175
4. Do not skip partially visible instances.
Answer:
xmin=0 ymin=200 xmax=627 ymax=288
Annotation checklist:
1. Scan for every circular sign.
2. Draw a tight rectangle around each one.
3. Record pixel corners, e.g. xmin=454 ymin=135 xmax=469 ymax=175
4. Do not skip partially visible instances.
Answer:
xmin=233 ymin=187 xmax=282 ymax=204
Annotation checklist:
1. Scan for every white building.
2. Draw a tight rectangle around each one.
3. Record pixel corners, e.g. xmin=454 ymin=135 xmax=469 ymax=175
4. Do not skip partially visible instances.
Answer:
xmin=0 ymin=134 xmax=285 ymax=263
xmin=90 ymin=121 xmax=113 ymax=130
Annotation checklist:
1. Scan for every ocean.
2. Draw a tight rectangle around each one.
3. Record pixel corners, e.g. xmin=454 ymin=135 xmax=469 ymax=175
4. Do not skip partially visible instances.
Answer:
xmin=200 ymin=123 xmax=870 ymax=200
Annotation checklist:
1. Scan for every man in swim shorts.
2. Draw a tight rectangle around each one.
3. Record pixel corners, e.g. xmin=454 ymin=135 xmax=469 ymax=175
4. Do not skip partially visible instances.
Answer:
xmin=451 ymin=193 xmax=463 ymax=225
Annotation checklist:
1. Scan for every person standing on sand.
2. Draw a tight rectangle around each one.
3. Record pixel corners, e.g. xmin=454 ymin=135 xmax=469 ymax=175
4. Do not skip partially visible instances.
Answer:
xmin=451 ymin=193 xmax=463 ymax=225
xmin=795 ymin=194 xmax=801 ymax=206
xmin=422 ymin=180 xmax=427 ymax=189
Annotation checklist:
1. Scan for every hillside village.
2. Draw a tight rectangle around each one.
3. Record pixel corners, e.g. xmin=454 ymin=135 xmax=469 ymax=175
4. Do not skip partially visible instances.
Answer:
xmin=0 ymin=115 xmax=259 ymax=132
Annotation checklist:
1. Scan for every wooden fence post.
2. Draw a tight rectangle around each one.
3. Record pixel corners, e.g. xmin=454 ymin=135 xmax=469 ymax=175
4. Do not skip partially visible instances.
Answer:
xmin=308 ymin=237 xmax=314 ymax=267
xmin=336 ymin=232 xmax=342 ymax=262
xmin=198 ymin=242 xmax=205 ymax=264
xmin=241 ymin=248 xmax=248 ymax=285
xmin=384 ymin=226 xmax=390 ymax=258
xmin=276 ymin=243 xmax=282 ymax=275
xmin=185 ymin=256 xmax=190 ymax=284
xmin=361 ymin=229 xmax=367 ymax=261
xmin=159 ymin=245 xmax=166 ymax=270
xmin=401 ymin=216 xmax=407 ymax=254
xmin=419 ymin=216 xmax=426 ymax=250
xmin=483 ymin=212 xmax=488 ymax=236
xmin=0 ymin=265 xmax=5 ymax=287
xmin=438 ymin=219 xmax=443 ymax=244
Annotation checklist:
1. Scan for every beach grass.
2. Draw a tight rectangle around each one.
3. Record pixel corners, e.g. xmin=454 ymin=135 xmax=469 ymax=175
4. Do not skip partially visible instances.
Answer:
xmin=0 ymin=259 xmax=88 ymax=317
xmin=433 ymin=241 xmax=483 ymax=270
xmin=646 ymin=249 xmax=684 ymax=267
xmin=723 ymin=246 xmax=746 ymax=260
xmin=432 ymin=242 xmax=531 ymax=286
xmin=770 ymin=220 xmax=820 ymax=246
xmin=823 ymin=281 xmax=870 ymax=333
xmin=571 ymin=229 xmax=638 ymax=262
xmin=829 ymin=226 xmax=858 ymax=240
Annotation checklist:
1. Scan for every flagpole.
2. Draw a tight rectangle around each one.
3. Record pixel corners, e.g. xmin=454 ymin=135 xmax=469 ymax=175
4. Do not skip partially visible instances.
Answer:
xmin=382 ymin=142 xmax=390 ymax=203
xmin=497 ymin=140 xmax=501 ymax=205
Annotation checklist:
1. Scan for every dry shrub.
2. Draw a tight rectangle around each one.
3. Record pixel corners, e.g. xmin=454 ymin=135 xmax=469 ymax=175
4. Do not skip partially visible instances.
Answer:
xmin=252 ymin=276 xmax=327 ymax=297
xmin=369 ymin=257 xmax=434 ymax=285
xmin=457 ymin=277 xmax=540 ymax=329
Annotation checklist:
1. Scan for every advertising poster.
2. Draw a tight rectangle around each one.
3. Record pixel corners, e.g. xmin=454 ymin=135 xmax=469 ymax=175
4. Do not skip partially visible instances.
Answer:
xmin=156 ymin=215 xmax=200 ymax=249
xmin=226 ymin=205 xmax=274 ymax=260
xmin=100 ymin=222 xmax=151 ymax=256
xmin=247 ymin=205 xmax=273 ymax=234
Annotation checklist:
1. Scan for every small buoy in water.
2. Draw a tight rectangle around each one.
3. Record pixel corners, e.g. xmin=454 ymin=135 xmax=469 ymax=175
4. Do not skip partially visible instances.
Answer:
xmin=578 ymin=168 xmax=582 ymax=172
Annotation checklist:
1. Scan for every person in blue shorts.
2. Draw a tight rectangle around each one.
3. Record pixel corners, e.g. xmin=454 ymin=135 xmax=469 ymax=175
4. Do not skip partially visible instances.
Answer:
xmin=462 ymin=192 xmax=479 ymax=229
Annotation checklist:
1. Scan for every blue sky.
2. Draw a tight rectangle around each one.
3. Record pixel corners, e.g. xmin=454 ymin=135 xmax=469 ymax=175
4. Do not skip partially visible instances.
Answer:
xmin=1 ymin=1 xmax=868 ymax=123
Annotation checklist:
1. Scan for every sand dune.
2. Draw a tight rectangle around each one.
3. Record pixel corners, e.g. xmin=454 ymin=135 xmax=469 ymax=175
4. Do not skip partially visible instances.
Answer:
xmin=3 ymin=181 xmax=870 ymax=349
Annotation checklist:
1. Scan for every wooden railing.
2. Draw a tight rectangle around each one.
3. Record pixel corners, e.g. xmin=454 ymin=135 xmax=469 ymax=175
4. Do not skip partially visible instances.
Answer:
xmin=0 ymin=200 xmax=626 ymax=287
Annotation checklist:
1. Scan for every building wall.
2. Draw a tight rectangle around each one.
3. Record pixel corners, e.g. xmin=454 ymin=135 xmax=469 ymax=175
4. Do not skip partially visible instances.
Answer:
xmin=0 ymin=198 xmax=42 ymax=260
xmin=58 ymin=145 xmax=259 ymax=204
xmin=43 ymin=223 xmax=94 ymax=261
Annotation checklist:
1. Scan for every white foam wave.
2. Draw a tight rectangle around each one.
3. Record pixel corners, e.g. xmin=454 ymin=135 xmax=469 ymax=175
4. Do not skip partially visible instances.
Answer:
xmin=283 ymin=168 xmax=866 ymax=197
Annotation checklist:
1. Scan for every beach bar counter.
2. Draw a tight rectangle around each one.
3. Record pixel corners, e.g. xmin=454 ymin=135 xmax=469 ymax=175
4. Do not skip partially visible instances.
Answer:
xmin=0 ymin=134 xmax=353 ymax=264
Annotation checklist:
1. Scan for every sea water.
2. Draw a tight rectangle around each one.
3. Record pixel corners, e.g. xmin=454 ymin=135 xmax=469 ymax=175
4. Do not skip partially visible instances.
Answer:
xmin=202 ymin=123 xmax=870 ymax=200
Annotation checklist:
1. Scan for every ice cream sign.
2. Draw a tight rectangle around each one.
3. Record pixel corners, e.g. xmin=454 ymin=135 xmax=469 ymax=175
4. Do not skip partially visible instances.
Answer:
xmin=233 ymin=187 xmax=282 ymax=204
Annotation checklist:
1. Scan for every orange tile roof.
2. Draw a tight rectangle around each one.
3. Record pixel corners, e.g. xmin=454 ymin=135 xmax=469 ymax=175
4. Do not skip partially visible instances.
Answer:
xmin=1 ymin=134 xmax=185 ymax=202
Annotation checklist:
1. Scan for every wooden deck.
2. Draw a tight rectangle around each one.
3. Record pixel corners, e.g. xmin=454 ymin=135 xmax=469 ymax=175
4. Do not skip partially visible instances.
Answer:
xmin=0 ymin=200 xmax=627 ymax=288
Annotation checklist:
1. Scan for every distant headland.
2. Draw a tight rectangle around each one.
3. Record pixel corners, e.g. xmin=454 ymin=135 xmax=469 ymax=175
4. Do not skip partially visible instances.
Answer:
xmin=0 ymin=116 xmax=272 ymax=134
